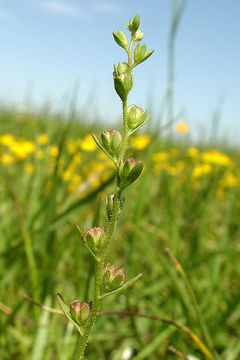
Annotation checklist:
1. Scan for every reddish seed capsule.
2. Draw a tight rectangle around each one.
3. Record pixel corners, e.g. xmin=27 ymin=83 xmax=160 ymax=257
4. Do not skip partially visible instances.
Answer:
xmin=102 ymin=265 xmax=126 ymax=292
xmin=70 ymin=301 xmax=91 ymax=324
xmin=120 ymin=158 xmax=143 ymax=189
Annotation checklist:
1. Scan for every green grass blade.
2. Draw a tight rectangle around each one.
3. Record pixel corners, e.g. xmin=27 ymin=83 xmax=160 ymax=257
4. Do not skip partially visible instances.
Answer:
xmin=30 ymin=296 xmax=52 ymax=360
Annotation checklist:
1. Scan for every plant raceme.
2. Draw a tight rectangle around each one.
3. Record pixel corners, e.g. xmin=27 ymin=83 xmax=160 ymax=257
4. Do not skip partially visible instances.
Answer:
xmin=57 ymin=14 xmax=154 ymax=359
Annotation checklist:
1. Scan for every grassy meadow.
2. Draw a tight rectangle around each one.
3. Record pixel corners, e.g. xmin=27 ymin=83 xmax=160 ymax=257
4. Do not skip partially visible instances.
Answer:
xmin=0 ymin=107 xmax=240 ymax=359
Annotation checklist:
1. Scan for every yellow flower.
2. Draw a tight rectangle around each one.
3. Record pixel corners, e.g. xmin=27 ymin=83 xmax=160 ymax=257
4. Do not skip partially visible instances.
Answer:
xmin=0 ymin=153 xmax=14 ymax=165
xmin=201 ymin=150 xmax=232 ymax=166
xmin=192 ymin=163 xmax=212 ymax=178
xmin=220 ymin=172 xmax=238 ymax=188
xmin=173 ymin=122 xmax=189 ymax=133
xmin=152 ymin=151 xmax=169 ymax=162
xmin=37 ymin=134 xmax=48 ymax=145
xmin=11 ymin=140 xmax=35 ymax=159
xmin=80 ymin=135 xmax=97 ymax=152
xmin=0 ymin=133 xmax=15 ymax=146
xmin=131 ymin=134 xmax=151 ymax=150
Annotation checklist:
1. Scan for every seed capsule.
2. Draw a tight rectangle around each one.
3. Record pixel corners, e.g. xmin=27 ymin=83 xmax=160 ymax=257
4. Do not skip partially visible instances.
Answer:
xmin=126 ymin=14 xmax=140 ymax=33
xmin=102 ymin=265 xmax=126 ymax=292
xmin=134 ymin=43 xmax=154 ymax=66
xmin=127 ymin=104 xmax=150 ymax=131
xmin=101 ymin=130 xmax=122 ymax=156
xmin=83 ymin=227 xmax=106 ymax=253
xmin=70 ymin=301 xmax=91 ymax=324
xmin=119 ymin=158 xmax=143 ymax=191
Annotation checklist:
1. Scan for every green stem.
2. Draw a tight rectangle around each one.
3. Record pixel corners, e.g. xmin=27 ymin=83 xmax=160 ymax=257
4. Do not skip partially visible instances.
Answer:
xmin=128 ymin=37 xmax=134 ymax=69
xmin=75 ymin=260 xmax=102 ymax=359
xmin=118 ymin=99 xmax=129 ymax=167
xmin=75 ymin=194 xmax=121 ymax=359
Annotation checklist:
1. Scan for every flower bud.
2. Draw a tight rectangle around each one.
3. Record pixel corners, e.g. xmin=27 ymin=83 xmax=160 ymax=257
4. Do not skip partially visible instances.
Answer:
xmin=120 ymin=158 xmax=143 ymax=190
xmin=132 ymin=14 xmax=140 ymax=32
xmin=101 ymin=130 xmax=122 ymax=156
xmin=127 ymin=104 xmax=150 ymax=131
xmin=83 ymin=227 xmax=106 ymax=253
xmin=113 ymin=73 xmax=134 ymax=101
xmin=113 ymin=29 xmax=128 ymax=50
xmin=70 ymin=301 xmax=91 ymax=324
xmin=134 ymin=43 xmax=154 ymax=65
xmin=133 ymin=29 xmax=144 ymax=42
xmin=113 ymin=62 xmax=133 ymax=101
xmin=126 ymin=14 xmax=140 ymax=33
xmin=102 ymin=265 xmax=126 ymax=292
xmin=113 ymin=62 xmax=129 ymax=76
xmin=121 ymin=158 xmax=141 ymax=179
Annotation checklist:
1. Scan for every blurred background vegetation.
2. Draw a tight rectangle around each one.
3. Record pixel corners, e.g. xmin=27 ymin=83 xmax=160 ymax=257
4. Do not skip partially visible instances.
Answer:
xmin=0 ymin=104 xmax=240 ymax=359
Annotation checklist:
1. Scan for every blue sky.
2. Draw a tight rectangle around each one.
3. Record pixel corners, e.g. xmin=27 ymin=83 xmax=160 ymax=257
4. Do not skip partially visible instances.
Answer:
xmin=1 ymin=0 xmax=240 ymax=141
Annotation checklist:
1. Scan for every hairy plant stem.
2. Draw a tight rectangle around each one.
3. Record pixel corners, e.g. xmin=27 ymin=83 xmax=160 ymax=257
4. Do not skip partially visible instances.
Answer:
xmin=75 ymin=194 xmax=121 ymax=359
xmin=117 ymin=99 xmax=129 ymax=168
xmin=128 ymin=37 xmax=134 ymax=69
xmin=75 ymin=100 xmax=128 ymax=358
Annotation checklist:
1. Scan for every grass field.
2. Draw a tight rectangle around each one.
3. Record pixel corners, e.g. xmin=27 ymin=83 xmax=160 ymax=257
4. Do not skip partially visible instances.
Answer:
xmin=0 ymin=107 xmax=240 ymax=359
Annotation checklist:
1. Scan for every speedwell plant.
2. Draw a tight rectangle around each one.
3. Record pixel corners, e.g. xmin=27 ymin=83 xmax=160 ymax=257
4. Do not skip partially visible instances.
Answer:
xmin=57 ymin=14 xmax=154 ymax=359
